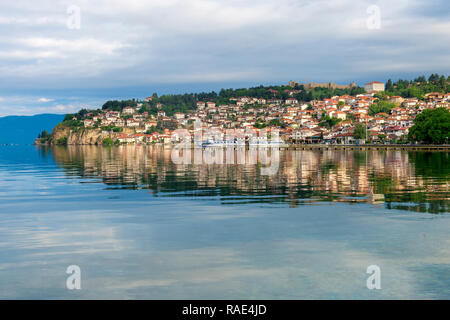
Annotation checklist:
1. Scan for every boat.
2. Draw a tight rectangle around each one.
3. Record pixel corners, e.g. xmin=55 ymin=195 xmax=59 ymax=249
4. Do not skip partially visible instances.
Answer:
xmin=202 ymin=138 xmax=245 ymax=148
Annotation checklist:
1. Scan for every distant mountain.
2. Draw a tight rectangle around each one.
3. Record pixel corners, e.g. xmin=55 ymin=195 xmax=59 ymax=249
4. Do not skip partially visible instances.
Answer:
xmin=0 ymin=114 xmax=65 ymax=145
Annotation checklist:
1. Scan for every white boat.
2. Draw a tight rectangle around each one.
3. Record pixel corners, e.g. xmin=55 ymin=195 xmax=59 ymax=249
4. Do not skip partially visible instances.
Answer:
xmin=202 ymin=139 xmax=245 ymax=148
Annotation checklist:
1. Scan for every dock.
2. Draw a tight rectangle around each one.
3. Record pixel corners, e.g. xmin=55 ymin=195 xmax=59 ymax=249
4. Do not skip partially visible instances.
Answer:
xmin=286 ymin=144 xmax=450 ymax=151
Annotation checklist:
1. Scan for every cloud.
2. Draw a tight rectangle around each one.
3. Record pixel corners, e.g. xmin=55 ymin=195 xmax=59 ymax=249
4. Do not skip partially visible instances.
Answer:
xmin=18 ymin=37 xmax=124 ymax=55
xmin=37 ymin=97 xmax=54 ymax=103
xmin=0 ymin=0 xmax=449 ymax=115
xmin=0 ymin=94 xmax=98 ymax=117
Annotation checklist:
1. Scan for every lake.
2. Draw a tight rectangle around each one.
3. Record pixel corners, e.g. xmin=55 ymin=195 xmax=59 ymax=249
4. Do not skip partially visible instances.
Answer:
xmin=0 ymin=145 xmax=449 ymax=299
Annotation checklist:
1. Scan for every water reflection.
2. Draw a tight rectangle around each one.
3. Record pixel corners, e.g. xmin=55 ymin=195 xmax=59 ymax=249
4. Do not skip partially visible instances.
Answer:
xmin=46 ymin=146 xmax=449 ymax=213
xmin=1 ymin=145 xmax=450 ymax=299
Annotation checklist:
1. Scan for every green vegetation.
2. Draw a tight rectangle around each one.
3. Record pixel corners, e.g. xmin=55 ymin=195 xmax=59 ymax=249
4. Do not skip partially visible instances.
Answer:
xmin=99 ymin=84 xmax=367 ymax=117
xmin=408 ymin=108 xmax=450 ymax=144
xmin=102 ymin=138 xmax=114 ymax=146
xmin=253 ymin=122 xmax=267 ymax=129
xmin=60 ymin=114 xmax=83 ymax=128
xmin=294 ymin=86 xmax=365 ymax=101
xmin=319 ymin=115 xmax=341 ymax=129
xmin=353 ymin=123 xmax=367 ymax=140
xmin=268 ymin=119 xmax=287 ymax=128
xmin=37 ymin=130 xmax=51 ymax=143
xmin=101 ymin=125 xmax=123 ymax=132
xmin=156 ymin=120 xmax=177 ymax=131
xmin=385 ymin=74 xmax=449 ymax=99
xmin=38 ymin=130 xmax=50 ymax=138
xmin=369 ymin=100 xmax=398 ymax=116
xmin=409 ymin=151 xmax=450 ymax=178
xmin=145 ymin=126 xmax=159 ymax=134
xmin=102 ymin=100 xmax=138 ymax=111
xmin=56 ymin=137 xmax=68 ymax=145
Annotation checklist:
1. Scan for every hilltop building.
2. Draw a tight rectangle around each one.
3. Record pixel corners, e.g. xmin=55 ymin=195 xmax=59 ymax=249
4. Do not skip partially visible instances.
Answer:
xmin=289 ymin=81 xmax=356 ymax=90
xmin=365 ymin=81 xmax=385 ymax=92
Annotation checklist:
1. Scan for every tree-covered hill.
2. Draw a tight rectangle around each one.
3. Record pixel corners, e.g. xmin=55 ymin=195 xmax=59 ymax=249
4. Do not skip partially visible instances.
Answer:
xmin=385 ymin=74 xmax=449 ymax=98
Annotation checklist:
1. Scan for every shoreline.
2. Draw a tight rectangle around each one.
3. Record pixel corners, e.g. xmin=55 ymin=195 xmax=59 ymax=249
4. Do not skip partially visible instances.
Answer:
xmin=28 ymin=143 xmax=450 ymax=151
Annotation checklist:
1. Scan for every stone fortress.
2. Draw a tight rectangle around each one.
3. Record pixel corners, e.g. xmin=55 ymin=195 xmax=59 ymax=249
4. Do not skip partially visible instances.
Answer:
xmin=288 ymin=80 xmax=357 ymax=90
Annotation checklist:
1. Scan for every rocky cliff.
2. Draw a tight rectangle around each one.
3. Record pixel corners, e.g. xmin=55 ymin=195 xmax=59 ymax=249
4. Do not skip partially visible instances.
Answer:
xmin=50 ymin=126 xmax=119 ymax=145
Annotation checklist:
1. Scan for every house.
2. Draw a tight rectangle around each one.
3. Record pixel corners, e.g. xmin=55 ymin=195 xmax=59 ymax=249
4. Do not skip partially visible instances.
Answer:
xmin=174 ymin=113 xmax=185 ymax=120
xmin=365 ymin=81 xmax=385 ymax=92
xmin=268 ymin=99 xmax=283 ymax=105
xmin=144 ymin=121 xmax=157 ymax=131
xmin=122 ymin=107 xmax=136 ymax=115
xmin=257 ymin=98 xmax=267 ymax=105
xmin=285 ymin=98 xmax=298 ymax=105
xmin=132 ymin=134 xmax=146 ymax=143
xmin=114 ymin=119 xmax=125 ymax=127
xmin=299 ymin=104 xmax=309 ymax=111
xmin=286 ymin=107 xmax=297 ymax=115
xmin=385 ymin=126 xmax=409 ymax=137
xmin=389 ymin=96 xmax=404 ymax=104
xmin=291 ymin=128 xmax=318 ymax=141
xmin=334 ymin=133 xmax=354 ymax=144
xmin=83 ymin=120 xmax=94 ymax=127
xmin=402 ymin=98 xmax=419 ymax=108
xmin=334 ymin=111 xmax=347 ymax=120
xmin=373 ymin=117 xmax=385 ymax=125
xmin=101 ymin=119 xmax=112 ymax=126
xmin=117 ymin=133 xmax=134 ymax=143
xmin=126 ymin=119 xmax=140 ymax=127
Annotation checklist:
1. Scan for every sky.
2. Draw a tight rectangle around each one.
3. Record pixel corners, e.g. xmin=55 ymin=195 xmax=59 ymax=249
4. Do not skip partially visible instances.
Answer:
xmin=0 ymin=0 xmax=449 ymax=116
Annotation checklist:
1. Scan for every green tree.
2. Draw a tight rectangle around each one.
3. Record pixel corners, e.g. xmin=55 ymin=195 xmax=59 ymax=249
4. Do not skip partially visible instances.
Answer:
xmin=385 ymin=79 xmax=393 ymax=91
xmin=414 ymin=75 xmax=426 ymax=83
xmin=353 ymin=123 xmax=367 ymax=140
xmin=369 ymin=100 xmax=397 ymax=116
xmin=440 ymin=75 xmax=447 ymax=91
xmin=319 ymin=115 xmax=341 ymax=129
xmin=56 ymin=137 xmax=68 ymax=145
xmin=429 ymin=74 xmax=440 ymax=82
xmin=38 ymin=130 xmax=50 ymax=139
xmin=408 ymin=108 xmax=450 ymax=144
xmin=102 ymin=138 xmax=114 ymax=146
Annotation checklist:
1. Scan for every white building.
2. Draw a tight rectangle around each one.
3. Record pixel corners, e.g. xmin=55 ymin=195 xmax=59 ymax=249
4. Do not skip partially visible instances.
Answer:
xmin=365 ymin=81 xmax=385 ymax=92
xmin=122 ymin=107 xmax=136 ymax=114
xmin=285 ymin=98 xmax=298 ymax=105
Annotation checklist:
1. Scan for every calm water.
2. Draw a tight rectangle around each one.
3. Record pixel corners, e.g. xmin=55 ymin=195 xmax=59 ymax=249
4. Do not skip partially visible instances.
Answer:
xmin=0 ymin=145 xmax=449 ymax=299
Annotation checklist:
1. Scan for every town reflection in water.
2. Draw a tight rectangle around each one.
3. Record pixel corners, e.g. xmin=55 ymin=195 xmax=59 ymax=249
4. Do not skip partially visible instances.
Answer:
xmin=44 ymin=146 xmax=449 ymax=213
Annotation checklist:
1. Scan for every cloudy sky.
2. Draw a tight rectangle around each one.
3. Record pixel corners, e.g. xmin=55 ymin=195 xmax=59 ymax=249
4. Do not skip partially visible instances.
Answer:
xmin=0 ymin=0 xmax=449 ymax=116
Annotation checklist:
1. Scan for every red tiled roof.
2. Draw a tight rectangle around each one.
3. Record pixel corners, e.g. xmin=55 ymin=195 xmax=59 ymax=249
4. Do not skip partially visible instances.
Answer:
xmin=366 ymin=81 xmax=384 ymax=84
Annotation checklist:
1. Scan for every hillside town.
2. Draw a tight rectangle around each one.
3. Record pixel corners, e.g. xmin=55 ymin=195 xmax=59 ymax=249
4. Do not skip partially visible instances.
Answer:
xmin=56 ymin=80 xmax=450 ymax=145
